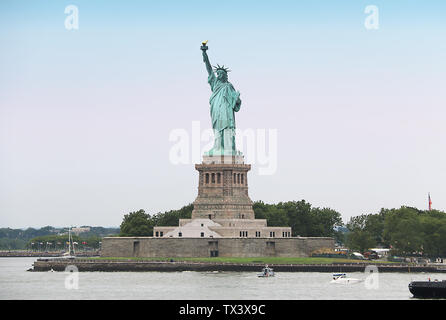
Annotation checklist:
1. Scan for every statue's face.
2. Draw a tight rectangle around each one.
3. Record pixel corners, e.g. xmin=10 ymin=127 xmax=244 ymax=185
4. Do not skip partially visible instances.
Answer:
xmin=216 ymin=70 xmax=228 ymax=82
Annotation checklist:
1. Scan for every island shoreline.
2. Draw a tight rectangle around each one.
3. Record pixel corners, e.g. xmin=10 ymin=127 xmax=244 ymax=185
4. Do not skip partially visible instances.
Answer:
xmin=29 ymin=258 xmax=446 ymax=273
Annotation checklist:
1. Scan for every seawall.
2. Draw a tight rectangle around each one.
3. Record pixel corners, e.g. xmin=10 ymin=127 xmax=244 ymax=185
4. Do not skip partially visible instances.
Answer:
xmin=30 ymin=258 xmax=446 ymax=273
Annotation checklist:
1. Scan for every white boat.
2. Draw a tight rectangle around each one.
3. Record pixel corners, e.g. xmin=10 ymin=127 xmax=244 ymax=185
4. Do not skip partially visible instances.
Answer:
xmin=330 ymin=273 xmax=363 ymax=284
xmin=257 ymin=265 xmax=275 ymax=277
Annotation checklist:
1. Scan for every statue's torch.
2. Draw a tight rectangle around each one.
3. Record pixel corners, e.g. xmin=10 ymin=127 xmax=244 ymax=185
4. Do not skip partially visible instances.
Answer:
xmin=201 ymin=40 xmax=209 ymax=51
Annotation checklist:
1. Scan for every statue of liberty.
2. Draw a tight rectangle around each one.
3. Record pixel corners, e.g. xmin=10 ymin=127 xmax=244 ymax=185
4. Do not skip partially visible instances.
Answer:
xmin=201 ymin=41 xmax=242 ymax=156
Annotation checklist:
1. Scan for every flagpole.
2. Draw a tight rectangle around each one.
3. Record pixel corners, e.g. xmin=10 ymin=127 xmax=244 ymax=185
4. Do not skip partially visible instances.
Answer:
xmin=428 ymin=193 xmax=432 ymax=211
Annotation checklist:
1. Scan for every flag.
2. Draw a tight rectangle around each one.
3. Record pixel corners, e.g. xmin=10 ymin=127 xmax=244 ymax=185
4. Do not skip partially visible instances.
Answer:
xmin=428 ymin=193 xmax=432 ymax=211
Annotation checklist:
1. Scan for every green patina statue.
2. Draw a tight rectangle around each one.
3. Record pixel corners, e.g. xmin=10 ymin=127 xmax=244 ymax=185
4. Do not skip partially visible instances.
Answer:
xmin=201 ymin=41 xmax=242 ymax=156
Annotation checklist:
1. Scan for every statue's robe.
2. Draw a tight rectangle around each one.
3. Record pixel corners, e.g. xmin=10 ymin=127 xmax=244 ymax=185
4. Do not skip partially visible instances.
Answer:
xmin=208 ymin=73 xmax=241 ymax=132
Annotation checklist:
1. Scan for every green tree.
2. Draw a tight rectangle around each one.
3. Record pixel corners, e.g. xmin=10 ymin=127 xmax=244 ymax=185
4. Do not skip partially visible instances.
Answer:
xmin=309 ymin=207 xmax=343 ymax=237
xmin=252 ymin=201 xmax=288 ymax=227
xmin=345 ymin=229 xmax=375 ymax=253
xmin=152 ymin=204 xmax=193 ymax=226
xmin=281 ymin=200 xmax=313 ymax=237
xmin=383 ymin=207 xmax=423 ymax=256
xmin=365 ymin=209 xmax=387 ymax=245
xmin=345 ymin=214 xmax=376 ymax=253
xmin=0 ymin=238 xmax=27 ymax=250
xmin=120 ymin=209 xmax=154 ymax=236
xmin=254 ymin=200 xmax=342 ymax=238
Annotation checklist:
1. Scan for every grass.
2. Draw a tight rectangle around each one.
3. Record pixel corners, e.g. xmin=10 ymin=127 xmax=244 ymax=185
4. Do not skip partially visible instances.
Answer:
xmin=87 ymin=256 xmax=396 ymax=265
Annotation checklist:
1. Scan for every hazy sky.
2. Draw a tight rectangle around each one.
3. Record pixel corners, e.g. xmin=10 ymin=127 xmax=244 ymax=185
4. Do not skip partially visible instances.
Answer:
xmin=1 ymin=1 xmax=445 ymax=228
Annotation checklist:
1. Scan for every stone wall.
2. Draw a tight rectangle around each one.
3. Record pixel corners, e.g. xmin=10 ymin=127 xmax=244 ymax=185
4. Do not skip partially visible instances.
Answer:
xmin=101 ymin=237 xmax=334 ymax=258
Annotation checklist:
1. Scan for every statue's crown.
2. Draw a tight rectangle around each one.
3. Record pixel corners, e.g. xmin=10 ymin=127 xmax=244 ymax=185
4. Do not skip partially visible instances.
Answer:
xmin=213 ymin=64 xmax=231 ymax=73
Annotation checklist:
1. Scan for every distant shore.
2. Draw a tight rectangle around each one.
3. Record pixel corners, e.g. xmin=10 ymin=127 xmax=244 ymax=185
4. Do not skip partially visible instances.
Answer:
xmin=30 ymin=257 xmax=446 ymax=273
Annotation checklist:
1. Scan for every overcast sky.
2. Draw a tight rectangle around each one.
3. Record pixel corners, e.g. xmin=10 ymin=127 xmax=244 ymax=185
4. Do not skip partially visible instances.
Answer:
xmin=1 ymin=0 xmax=445 ymax=228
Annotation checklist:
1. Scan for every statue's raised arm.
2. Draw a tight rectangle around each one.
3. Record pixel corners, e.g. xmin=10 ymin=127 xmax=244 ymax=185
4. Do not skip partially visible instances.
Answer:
xmin=201 ymin=40 xmax=213 ymax=77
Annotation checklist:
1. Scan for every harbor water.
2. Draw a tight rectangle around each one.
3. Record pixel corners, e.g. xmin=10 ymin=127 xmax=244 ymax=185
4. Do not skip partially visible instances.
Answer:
xmin=0 ymin=257 xmax=442 ymax=300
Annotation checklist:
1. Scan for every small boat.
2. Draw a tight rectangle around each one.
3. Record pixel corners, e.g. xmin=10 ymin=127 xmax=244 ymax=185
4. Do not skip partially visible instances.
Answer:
xmin=330 ymin=273 xmax=363 ymax=284
xmin=257 ymin=265 xmax=275 ymax=277
xmin=409 ymin=279 xmax=446 ymax=298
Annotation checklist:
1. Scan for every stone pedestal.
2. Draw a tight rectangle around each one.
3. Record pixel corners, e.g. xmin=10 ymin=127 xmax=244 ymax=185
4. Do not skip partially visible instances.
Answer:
xmin=191 ymin=155 xmax=255 ymax=220
xmin=154 ymin=155 xmax=291 ymax=240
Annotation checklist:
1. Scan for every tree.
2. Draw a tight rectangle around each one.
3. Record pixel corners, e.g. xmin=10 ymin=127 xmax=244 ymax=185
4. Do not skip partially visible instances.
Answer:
xmin=119 ymin=209 xmax=154 ymax=236
xmin=345 ymin=229 xmax=375 ymax=253
xmin=152 ymin=204 xmax=193 ymax=226
xmin=254 ymin=200 xmax=342 ymax=238
xmin=365 ymin=209 xmax=387 ymax=245
xmin=252 ymin=201 xmax=288 ymax=227
xmin=280 ymin=200 xmax=313 ymax=237
xmin=383 ymin=207 xmax=423 ymax=256
xmin=345 ymin=214 xmax=376 ymax=253
xmin=309 ymin=207 xmax=343 ymax=237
